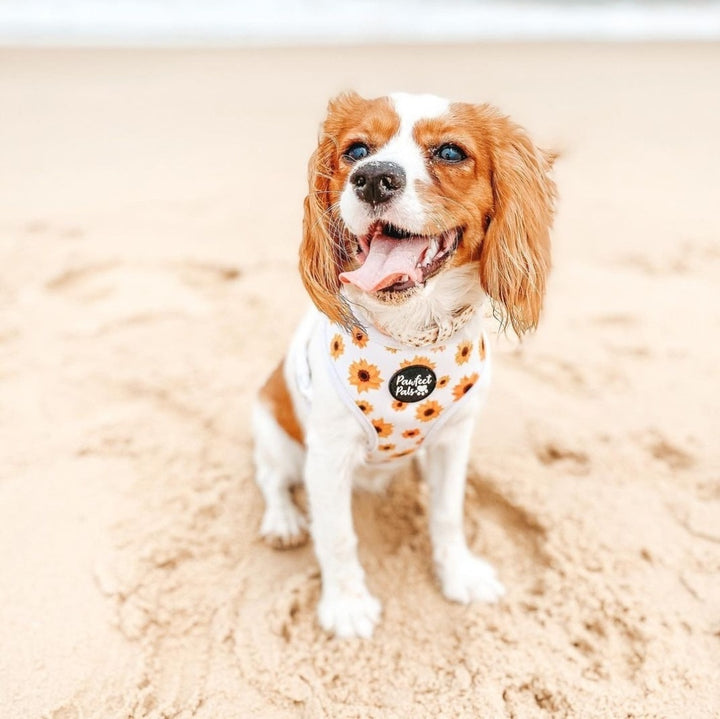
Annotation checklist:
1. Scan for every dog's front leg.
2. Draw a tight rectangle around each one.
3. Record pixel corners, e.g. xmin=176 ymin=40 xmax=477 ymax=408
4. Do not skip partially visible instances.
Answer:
xmin=419 ymin=404 xmax=506 ymax=604
xmin=304 ymin=435 xmax=381 ymax=638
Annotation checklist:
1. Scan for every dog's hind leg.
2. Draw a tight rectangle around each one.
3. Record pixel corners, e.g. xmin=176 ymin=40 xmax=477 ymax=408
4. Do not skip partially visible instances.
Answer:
xmin=252 ymin=363 xmax=308 ymax=549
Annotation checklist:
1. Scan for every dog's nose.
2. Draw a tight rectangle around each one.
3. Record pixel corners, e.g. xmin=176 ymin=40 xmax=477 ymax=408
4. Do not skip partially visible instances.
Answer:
xmin=351 ymin=161 xmax=406 ymax=206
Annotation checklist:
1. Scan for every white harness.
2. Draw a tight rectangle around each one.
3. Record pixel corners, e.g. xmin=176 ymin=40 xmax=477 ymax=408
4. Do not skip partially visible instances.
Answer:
xmin=320 ymin=313 xmax=489 ymax=464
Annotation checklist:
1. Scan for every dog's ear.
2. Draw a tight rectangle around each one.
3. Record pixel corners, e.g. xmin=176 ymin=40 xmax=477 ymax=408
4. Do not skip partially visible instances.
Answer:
xmin=299 ymin=97 xmax=357 ymax=328
xmin=479 ymin=113 xmax=557 ymax=335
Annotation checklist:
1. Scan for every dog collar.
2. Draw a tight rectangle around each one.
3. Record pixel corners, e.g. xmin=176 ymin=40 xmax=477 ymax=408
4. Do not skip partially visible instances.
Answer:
xmin=377 ymin=305 xmax=476 ymax=348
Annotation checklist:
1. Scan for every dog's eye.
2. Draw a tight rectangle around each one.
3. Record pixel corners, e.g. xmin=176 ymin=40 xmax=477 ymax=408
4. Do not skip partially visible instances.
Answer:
xmin=435 ymin=144 xmax=467 ymax=163
xmin=344 ymin=142 xmax=370 ymax=162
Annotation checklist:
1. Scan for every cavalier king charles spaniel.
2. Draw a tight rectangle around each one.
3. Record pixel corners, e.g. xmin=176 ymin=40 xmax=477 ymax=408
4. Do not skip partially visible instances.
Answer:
xmin=253 ymin=92 xmax=556 ymax=638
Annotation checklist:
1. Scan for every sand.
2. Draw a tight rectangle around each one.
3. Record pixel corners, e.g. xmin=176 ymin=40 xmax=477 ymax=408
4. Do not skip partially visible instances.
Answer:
xmin=0 ymin=44 xmax=718 ymax=718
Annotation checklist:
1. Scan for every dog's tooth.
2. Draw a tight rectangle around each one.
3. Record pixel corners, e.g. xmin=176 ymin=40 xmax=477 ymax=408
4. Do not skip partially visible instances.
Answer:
xmin=423 ymin=238 xmax=438 ymax=266
xmin=400 ymin=274 xmax=409 ymax=282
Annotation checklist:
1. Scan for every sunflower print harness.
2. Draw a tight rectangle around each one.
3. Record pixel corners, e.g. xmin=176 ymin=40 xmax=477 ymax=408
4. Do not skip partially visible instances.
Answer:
xmin=323 ymin=315 xmax=489 ymax=464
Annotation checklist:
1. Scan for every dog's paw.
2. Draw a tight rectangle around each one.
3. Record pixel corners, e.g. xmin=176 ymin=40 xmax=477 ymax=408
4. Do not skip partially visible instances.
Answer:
xmin=260 ymin=501 xmax=308 ymax=549
xmin=437 ymin=550 xmax=506 ymax=604
xmin=318 ymin=584 xmax=381 ymax=638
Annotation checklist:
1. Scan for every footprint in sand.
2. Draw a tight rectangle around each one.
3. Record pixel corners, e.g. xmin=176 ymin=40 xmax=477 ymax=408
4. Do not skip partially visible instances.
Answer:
xmin=589 ymin=314 xmax=652 ymax=358
xmin=532 ymin=440 xmax=591 ymax=474
xmin=644 ymin=430 xmax=695 ymax=471
xmin=24 ymin=218 xmax=85 ymax=239
xmin=616 ymin=240 xmax=720 ymax=276
xmin=526 ymin=421 xmax=592 ymax=475
xmin=506 ymin=353 xmax=588 ymax=393
xmin=44 ymin=260 xmax=242 ymax=334
xmin=464 ymin=471 xmax=552 ymax=585
xmin=590 ymin=313 xmax=638 ymax=327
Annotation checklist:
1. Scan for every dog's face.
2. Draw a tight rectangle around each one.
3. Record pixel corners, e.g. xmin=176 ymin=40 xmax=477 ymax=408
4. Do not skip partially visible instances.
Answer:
xmin=300 ymin=92 xmax=556 ymax=335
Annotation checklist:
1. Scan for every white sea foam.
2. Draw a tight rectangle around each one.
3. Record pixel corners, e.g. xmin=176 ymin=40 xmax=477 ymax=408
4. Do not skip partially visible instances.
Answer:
xmin=1 ymin=0 xmax=719 ymax=44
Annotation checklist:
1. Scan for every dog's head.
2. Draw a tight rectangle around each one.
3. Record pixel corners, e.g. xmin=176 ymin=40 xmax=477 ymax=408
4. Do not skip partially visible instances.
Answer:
xmin=300 ymin=92 xmax=556 ymax=335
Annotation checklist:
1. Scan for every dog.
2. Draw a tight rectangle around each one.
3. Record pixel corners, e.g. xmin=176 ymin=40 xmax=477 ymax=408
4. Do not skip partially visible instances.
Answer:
xmin=252 ymin=91 xmax=556 ymax=638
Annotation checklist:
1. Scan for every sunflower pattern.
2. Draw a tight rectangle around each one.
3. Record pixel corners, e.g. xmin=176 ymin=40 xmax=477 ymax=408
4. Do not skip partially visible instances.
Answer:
xmin=348 ymin=359 xmax=383 ymax=393
xmin=351 ymin=327 xmax=369 ymax=348
xmin=330 ymin=333 xmax=345 ymax=359
xmin=452 ymin=373 xmax=479 ymax=401
xmin=326 ymin=319 xmax=488 ymax=464
xmin=400 ymin=355 xmax=436 ymax=370
xmin=455 ymin=340 xmax=473 ymax=365
xmin=371 ymin=418 xmax=394 ymax=438
xmin=356 ymin=399 xmax=374 ymax=415
xmin=416 ymin=399 xmax=443 ymax=423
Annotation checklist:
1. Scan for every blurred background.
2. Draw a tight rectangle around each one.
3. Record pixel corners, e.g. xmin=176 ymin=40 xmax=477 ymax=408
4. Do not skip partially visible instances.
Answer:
xmin=1 ymin=0 xmax=720 ymax=44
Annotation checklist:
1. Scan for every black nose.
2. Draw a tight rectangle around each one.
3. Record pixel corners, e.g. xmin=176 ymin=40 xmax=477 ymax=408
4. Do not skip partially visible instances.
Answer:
xmin=350 ymin=161 xmax=406 ymax=206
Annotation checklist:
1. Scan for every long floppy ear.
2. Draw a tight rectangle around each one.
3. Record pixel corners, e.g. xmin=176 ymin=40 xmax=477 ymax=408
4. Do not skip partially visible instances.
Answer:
xmin=480 ymin=113 xmax=557 ymax=335
xmin=299 ymin=98 xmax=357 ymax=328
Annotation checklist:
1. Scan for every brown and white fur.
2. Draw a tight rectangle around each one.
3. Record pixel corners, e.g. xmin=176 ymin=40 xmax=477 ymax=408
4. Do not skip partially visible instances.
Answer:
xmin=253 ymin=92 xmax=556 ymax=638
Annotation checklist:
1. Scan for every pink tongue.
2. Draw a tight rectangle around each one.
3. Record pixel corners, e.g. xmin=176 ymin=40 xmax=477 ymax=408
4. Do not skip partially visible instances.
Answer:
xmin=339 ymin=235 xmax=428 ymax=292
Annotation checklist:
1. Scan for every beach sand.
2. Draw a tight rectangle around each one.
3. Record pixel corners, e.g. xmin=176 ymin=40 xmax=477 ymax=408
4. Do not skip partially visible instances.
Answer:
xmin=1 ymin=44 xmax=718 ymax=718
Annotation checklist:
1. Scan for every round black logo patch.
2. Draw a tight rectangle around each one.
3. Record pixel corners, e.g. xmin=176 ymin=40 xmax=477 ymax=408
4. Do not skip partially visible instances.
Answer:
xmin=389 ymin=365 xmax=437 ymax=403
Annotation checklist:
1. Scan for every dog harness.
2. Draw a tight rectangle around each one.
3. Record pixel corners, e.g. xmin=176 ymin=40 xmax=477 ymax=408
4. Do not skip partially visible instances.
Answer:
xmin=322 ymin=314 xmax=489 ymax=464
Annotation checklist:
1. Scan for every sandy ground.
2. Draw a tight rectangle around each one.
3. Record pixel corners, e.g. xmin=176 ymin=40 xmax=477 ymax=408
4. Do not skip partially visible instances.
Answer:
xmin=0 ymin=44 xmax=719 ymax=718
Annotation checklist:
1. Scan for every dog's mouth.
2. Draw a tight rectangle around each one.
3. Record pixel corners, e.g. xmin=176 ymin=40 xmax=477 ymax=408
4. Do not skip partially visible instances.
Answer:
xmin=339 ymin=221 xmax=462 ymax=294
